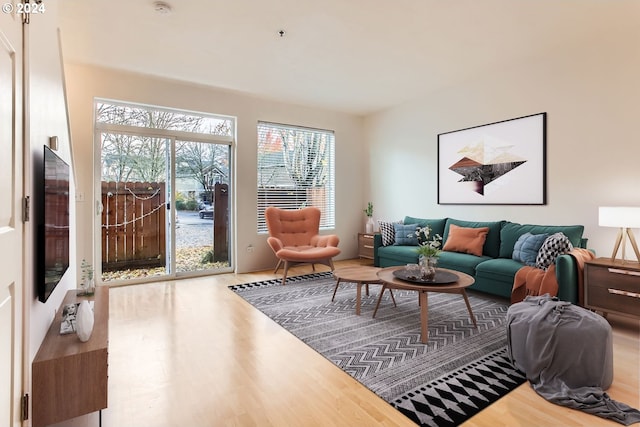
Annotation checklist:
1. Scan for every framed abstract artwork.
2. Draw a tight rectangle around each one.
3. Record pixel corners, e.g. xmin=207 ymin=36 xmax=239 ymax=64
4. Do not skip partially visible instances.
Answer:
xmin=437 ymin=113 xmax=546 ymax=205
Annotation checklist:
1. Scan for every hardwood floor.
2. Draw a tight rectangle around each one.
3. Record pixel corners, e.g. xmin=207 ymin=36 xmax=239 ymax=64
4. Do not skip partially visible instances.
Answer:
xmin=100 ymin=259 xmax=638 ymax=427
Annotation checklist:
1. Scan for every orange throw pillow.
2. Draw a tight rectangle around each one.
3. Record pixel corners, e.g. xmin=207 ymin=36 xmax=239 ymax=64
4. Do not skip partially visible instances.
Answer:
xmin=442 ymin=224 xmax=490 ymax=256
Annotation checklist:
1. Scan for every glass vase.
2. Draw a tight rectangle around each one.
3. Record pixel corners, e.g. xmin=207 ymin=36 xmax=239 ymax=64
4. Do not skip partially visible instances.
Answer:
xmin=419 ymin=256 xmax=438 ymax=282
xmin=365 ymin=217 xmax=374 ymax=233
xmin=82 ymin=278 xmax=95 ymax=296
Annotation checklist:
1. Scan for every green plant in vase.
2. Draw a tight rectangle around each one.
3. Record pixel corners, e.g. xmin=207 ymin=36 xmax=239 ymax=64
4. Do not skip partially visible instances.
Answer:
xmin=363 ymin=202 xmax=373 ymax=218
xmin=363 ymin=202 xmax=374 ymax=233
xmin=80 ymin=258 xmax=95 ymax=296
xmin=412 ymin=225 xmax=442 ymax=280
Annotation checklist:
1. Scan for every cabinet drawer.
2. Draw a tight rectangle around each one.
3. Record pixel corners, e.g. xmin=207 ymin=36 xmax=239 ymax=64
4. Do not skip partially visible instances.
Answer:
xmin=586 ymin=265 xmax=640 ymax=292
xmin=585 ymin=264 xmax=640 ymax=317
xmin=358 ymin=233 xmax=376 ymax=259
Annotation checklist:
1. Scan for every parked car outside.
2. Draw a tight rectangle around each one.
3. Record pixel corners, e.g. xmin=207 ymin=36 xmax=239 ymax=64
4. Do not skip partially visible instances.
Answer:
xmin=198 ymin=200 xmax=211 ymax=210
xmin=199 ymin=205 xmax=214 ymax=219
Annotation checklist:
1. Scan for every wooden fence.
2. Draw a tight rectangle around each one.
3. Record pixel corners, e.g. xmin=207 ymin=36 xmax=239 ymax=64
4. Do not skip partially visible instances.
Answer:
xmin=101 ymin=181 xmax=166 ymax=271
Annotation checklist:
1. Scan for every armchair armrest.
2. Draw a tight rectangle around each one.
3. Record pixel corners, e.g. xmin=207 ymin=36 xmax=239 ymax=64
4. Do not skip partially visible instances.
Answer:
xmin=267 ymin=236 xmax=284 ymax=253
xmin=311 ymin=234 xmax=339 ymax=247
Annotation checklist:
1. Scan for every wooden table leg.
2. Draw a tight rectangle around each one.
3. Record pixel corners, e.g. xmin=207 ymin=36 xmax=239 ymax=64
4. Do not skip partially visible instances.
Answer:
xmin=331 ymin=278 xmax=342 ymax=302
xmin=356 ymin=282 xmax=362 ymax=315
xmin=388 ymin=288 xmax=397 ymax=307
xmin=372 ymin=284 xmax=387 ymax=318
xmin=460 ymin=290 xmax=477 ymax=328
xmin=419 ymin=291 xmax=429 ymax=344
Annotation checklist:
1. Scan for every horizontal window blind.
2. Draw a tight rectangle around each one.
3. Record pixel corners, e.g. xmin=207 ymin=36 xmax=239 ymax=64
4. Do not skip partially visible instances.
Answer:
xmin=257 ymin=122 xmax=335 ymax=233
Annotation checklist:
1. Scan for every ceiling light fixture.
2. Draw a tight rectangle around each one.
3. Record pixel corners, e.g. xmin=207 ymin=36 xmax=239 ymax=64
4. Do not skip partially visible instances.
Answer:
xmin=153 ymin=1 xmax=172 ymax=15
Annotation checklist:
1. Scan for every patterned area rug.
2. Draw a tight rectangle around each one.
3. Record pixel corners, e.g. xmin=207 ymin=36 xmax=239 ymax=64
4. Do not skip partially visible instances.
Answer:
xmin=230 ymin=272 xmax=526 ymax=427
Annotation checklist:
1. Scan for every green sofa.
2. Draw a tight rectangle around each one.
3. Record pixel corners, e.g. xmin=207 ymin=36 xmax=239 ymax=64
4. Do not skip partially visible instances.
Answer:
xmin=373 ymin=216 xmax=587 ymax=304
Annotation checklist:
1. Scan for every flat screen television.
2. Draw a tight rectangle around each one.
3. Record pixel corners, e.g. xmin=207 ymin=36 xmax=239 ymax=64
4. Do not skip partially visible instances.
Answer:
xmin=36 ymin=145 xmax=70 ymax=303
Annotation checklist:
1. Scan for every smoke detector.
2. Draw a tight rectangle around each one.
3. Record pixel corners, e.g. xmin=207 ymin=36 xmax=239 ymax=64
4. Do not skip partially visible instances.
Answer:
xmin=153 ymin=1 xmax=172 ymax=15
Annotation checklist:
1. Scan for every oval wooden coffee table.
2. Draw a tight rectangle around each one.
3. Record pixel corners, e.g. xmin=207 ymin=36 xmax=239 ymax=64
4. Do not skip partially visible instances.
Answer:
xmin=332 ymin=266 xmax=396 ymax=315
xmin=375 ymin=266 xmax=477 ymax=343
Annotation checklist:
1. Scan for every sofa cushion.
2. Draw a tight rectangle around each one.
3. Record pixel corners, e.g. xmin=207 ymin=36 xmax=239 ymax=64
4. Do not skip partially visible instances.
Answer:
xmin=474 ymin=258 xmax=527 ymax=298
xmin=442 ymin=224 xmax=489 ymax=256
xmin=437 ymin=251 xmax=490 ymax=277
xmin=499 ymin=222 xmax=584 ymax=258
xmin=377 ymin=244 xmax=420 ymax=266
xmin=536 ymin=232 xmax=574 ymax=270
xmin=512 ymin=232 xmax=549 ymax=266
xmin=476 ymin=258 xmax=526 ymax=283
xmin=393 ymin=223 xmax=419 ymax=246
xmin=403 ymin=216 xmax=447 ymax=238
xmin=443 ymin=219 xmax=503 ymax=258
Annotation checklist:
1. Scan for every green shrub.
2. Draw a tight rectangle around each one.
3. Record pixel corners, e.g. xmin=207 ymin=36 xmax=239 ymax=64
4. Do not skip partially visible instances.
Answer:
xmin=185 ymin=200 xmax=198 ymax=211
xmin=201 ymin=250 xmax=214 ymax=264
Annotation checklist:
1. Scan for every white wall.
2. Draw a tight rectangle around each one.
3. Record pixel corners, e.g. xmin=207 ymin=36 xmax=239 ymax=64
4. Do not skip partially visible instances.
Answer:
xmin=364 ymin=23 xmax=640 ymax=260
xmin=27 ymin=6 xmax=77 ymax=360
xmin=62 ymin=63 xmax=365 ymax=275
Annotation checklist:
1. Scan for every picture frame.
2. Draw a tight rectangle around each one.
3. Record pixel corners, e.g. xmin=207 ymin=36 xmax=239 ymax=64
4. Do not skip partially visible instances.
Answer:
xmin=437 ymin=112 xmax=546 ymax=205
xmin=60 ymin=303 xmax=79 ymax=335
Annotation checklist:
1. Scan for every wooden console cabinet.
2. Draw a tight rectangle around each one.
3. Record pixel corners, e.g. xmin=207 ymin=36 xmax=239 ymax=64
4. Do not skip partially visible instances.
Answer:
xmin=584 ymin=257 xmax=640 ymax=320
xmin=32 ymin=286 xmax=109 ymax=427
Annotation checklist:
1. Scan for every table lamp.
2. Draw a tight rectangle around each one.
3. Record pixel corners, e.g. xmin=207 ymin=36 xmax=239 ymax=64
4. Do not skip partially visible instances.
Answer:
xmin=598 ymin=206 xmax=640 ymax=262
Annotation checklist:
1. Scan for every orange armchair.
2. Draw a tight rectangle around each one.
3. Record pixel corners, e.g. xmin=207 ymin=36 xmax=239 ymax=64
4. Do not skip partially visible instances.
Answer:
xmin=265 ymin=206 xmax=341 ymax=285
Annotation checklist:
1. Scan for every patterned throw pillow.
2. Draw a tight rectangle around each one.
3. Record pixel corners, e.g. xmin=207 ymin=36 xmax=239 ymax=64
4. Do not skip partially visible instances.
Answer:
xmin=512 ymin=232 xmax=549 ymax=266
xmin=378 ymin=220 xmax=397 ymax=246
xmin=535 ymin=232 xmax=574 ymax=270
xmin=393 ymin=223 xmax=419 ymax=246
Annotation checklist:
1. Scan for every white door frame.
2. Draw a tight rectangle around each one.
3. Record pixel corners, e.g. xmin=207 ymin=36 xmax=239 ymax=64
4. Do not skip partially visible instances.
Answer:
xmin=0 ymin=11 xmax=25 ymax=427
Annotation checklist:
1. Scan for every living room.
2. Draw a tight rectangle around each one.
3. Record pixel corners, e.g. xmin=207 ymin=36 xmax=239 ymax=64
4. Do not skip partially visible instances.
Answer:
xmin=3 ymin=1 xmax=639 ymax=426
xmin=60 ymin=2 xmax=640 ymax=275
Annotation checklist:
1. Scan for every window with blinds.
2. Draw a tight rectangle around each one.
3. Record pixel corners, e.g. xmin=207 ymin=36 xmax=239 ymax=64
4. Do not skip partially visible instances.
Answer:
xmin=257 ymin=122 xmax=335 ymax=233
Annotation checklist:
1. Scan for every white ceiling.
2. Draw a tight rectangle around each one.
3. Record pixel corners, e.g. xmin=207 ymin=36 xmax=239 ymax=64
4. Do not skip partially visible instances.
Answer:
xmin=58 ymin=0 xmax=638 ymax=116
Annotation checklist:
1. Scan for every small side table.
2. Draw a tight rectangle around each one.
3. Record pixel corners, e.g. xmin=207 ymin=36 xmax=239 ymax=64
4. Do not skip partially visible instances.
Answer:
xmin=357 ymin=232 xmax=378 ymax=260
xmin=332 ymin=266 xmax=395 ymax=315
xmin=584 ymin=257 xmax=640 ymax=320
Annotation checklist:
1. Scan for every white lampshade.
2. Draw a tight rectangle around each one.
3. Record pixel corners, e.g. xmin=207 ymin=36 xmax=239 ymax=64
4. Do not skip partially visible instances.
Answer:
xmin=598 ymin=207 xmax=640 ymax=228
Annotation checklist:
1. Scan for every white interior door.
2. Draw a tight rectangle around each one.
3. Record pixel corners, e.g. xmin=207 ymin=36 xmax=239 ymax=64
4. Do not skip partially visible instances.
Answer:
xmin=0 ymin=13 xmax=23 ymax=427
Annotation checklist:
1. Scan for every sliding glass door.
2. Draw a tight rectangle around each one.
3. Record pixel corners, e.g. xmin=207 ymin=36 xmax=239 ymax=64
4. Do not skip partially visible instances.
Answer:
xmin=174 ymin=140 xmax=230 ymax=274
xmin=98 ymin=131 xmax=172 ymax=282
xmin=94 ymin=101 xmax=234 ymax=285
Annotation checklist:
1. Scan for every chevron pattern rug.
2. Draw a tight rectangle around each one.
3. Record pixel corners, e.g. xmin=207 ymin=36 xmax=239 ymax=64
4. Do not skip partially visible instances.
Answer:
xmin=230 ymin=272 xmax=526 ymax=426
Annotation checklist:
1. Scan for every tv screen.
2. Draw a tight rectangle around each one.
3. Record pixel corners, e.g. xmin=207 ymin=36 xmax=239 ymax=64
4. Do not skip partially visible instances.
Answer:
xmin=37 ymin=145 xmax=70 ymax=303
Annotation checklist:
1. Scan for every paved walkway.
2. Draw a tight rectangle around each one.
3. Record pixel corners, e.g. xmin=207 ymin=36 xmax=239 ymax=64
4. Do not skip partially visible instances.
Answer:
xmin=176 ymin=223 xmax=213 ymax=248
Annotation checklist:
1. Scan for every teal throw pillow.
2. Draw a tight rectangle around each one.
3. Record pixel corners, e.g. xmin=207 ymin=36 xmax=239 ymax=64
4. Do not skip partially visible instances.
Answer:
xmin=512 ymin=232 xmax=549 ymax=266
xmin=393 ymin=223 xmax=419 ymax=246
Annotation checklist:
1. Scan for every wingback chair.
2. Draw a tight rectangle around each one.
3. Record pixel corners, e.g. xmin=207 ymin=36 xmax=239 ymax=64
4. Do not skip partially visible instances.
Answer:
xmin=265 ymin=206 xmax=341 ymax=285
